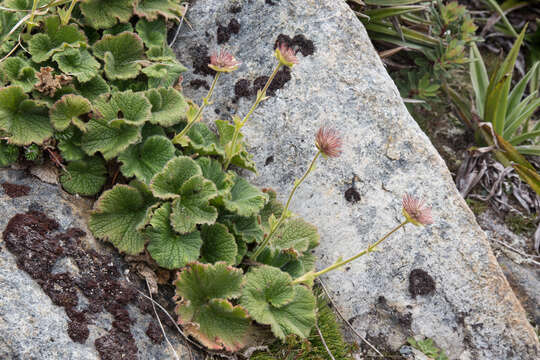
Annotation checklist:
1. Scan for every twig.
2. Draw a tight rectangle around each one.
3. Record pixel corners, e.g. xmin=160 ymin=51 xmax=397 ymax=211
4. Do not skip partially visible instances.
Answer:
xmin=317 ymin=279 xmax=385 ymax=358
xmin=168 ymin=3 xmax=188 ymax=47
xmin=146 ymin=279 xmax=181 ymax=360
xmin=315 ymin=322 xmax=336 ymax=360
xmin=491 ymin=239 xmax=540 ymax=266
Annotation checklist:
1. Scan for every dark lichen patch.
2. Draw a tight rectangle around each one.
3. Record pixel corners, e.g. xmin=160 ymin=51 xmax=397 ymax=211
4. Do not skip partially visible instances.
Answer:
xmin=229 ymin=5 xmax=242 ymax=13
xmin=409 ymin=269 xmax=436 ymax=298
xmin=146 ymin=320 xmax=164 ymax=344
xmin=265 ymin=155 xmax=274 ymax=166
xmin=189 ymin=79 xmax=210 ymax=90
xmin=252 ymin=67 xmax=292 ymax=97
xmin=234 ymin=79 xmax=251 ymax=99
xmin=274 ymin=33 xmax=316 ymax=57
xmin=191 ymin=44 xmax=216 ymax=77
xmin=217 ymin=19 xmax=241 ymax=44
xmin=265 ymin=0 xmax=276 ymax=5
xmin=2 ymin=211 xmax=142 ymax=359
xmin=1 ymin=182 xmax=31 ymax=198
xmin=345 ymin=187 xmax=361 ymax=203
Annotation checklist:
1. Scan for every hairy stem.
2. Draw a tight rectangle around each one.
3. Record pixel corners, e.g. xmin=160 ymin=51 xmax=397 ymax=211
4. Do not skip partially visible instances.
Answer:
xmin=251 ymin=150 xmax=321 ymax=260
xmin=224 ymin=62 xmax=281 ymax=169
xmin=173 ymin=72 xmax=221 ymax=144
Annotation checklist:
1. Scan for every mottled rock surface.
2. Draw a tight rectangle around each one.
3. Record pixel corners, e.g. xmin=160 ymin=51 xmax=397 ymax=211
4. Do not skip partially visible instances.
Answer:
xmin=174 ymin=0 xmax=540 ymax=359
xmin=0 ymin=169 xmax=195 ymax=360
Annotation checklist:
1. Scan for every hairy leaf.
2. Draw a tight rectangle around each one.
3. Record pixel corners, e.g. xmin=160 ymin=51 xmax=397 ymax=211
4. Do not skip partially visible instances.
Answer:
xmin=136 ymin=18 xmax=167 ymax=48
xmin=53 ymin=48 xmax=100 ymax=83
xmin=272 ymin=218 xmax=319 ymax=253
xmin=142 ymin=60 xmax=186 ymax=88
xmin=216 ymin=119 xmax=257 ymax=172
xmin=50 ymin=94 xmax=92 ymax=131
xmin=241 ymin=266 xmax=316 ymax=339
xmin=57 ymin=127 xmax=86 ymax=161
xmin=79 ymin=0 xmax=134 ymax=29
xmin=89 ymin=181 xmax=157 ymax=254
xmin=144 ymin=87 xmax=187 ymax=126
xmin=146 ymin=202 xmax=202 ymax=269
xmin=260 ymin=189 xmax=284 ymax=233
xmin=28 ymin=16 xmax=87 ymax=63
xmin=75 ymin=75 xmax=110 ymax=100
xmin=219 ymin=213 xmax=264 ymax=244
xmin=223 ymin=176 xmax=268 ymax=217
xmin=196 ymin=157 xmax=234 ymax=197
xmin=0 ymin=86 xmax=53 ymax=145
xmin=0 ymin=140 xmax=19 ymax=167
xmin=200 ymin=223 xmax=237 ymax=265
xmin=118 ymin=135 xmax=175 ymax=184
xmin=60 ymin=156 xmax=107 ymax=196
xmin=81 ymin=117 xmax=141 ymax=160
xmin=150 ymin=156 xmax=202 ymax=199
xmin=134 ymin=0 xmax=185 ymax=21
xmin=94 ymin=90 xmax=152 ymax=127
xmin=186 ymin=123 xmax=225 ymax=157
xmin=93 ymin=32 xmax=145 ymax=80
xmin=1 ymin=57 xmax=37 ymax=92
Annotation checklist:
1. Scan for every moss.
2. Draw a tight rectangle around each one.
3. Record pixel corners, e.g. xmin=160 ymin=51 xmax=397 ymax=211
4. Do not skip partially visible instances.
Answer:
xmin=466 ymin=198 xmax=488 ymax=216
xmin=252 ymin=290 xmax=355 ymax=360
xmin=504 ymin=213 xmax=537 ymax=237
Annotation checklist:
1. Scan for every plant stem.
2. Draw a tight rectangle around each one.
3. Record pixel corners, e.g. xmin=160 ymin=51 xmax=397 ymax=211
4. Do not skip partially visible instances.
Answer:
xmin=251 ymin=150 xmax=321 ymax=260
xmin=292 ymin=221 xmax=408 ymax=285
xmin=27 ymin=0 xmax=40 ymax=33
xmin=173 ymin=72 xmax=221 ymax=144
xmin=223 ymin=62 xmax=281 ymax=169
xmin=61 ymin=0 xmax=78 ymax=25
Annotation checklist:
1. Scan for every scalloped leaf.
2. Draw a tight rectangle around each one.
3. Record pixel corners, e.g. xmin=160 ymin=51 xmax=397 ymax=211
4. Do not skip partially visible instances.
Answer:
xmin=93 ymin=32 xmax=145 ymax=80
xmin=103 ymin=23 xmax=133 ymax=36
xmin=89 ymin=181 xmax=157 ymax=254
xmin=53 ymin=48 xmax=100 ymax=83
xmin=146 ymin=202 xmax=202 ymax=269
xmin=200 ymin=223 xmax=237 ymax=265
xmin=142 ymin=60 xmax=187 ymax=88
xmin=75 ymin=75 xmax=110 ymax=101
xmin=81 ymin=117 xmax=141 ymax=160
xmin=50 ymin=94 xmax=92 ymax=131
xmin=0 ymin=86 xmax=53 ymax=145
xmin=196 ymin=157 xmax=234 ymax=198
xmin=150 ymin=156 xmax=202 ymax=199
xmin=79 ymin=0 xmax=134 ymax=29
xmin=60 ymin=156 xmax=107 ymax=196
xmin=95 ymin=90 xmax=152 ymax=127
xmin=215 ymin=119 xmax=257 ymax=172
xmin=271 ymin=218 xmax=320 ymax=253
xmin=260 ymin=189 xmax=284 ymax=233
xmin=223 ymin=176 xmax=268 ymax=217
xmin=136 ymin=18 xmax=166 ymax=48
xmin=219 ymin=214 xmax=264 ymax=244
xmin=0 ymin=140 xmax=19 ymax=167
xmin=144 ymin=87 xmax=187 ymax=126
xmin=256 ymin=248 xmax=315 ymax=279
xmin=240 ymin=265 xmax=316 ymax=339
xmin=170 ymin=175 xmax=218 ymax=234
xmin=186 ymin=123 xmax=225 ymax=157
xmin=28 ymin=16 xmax=87 ymax=63
xmin=118 ymin=135 xmax=175 ymax=184
xmin=134 ymin=0 xmax=185 ymax=21
xmin=1 ymin=57 xmax=37 ymax=92
xmin=57 ymin=127 xmax=86 ymax=161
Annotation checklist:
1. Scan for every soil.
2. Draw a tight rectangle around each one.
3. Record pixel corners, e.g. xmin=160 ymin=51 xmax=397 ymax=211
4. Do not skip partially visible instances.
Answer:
xmin=2 ymin=211 xmax=145 ymax=359
xmin=1 ymin=182 xmax=31 ymax=198
xmin=408 ymin=269 xmax=436 ymax=298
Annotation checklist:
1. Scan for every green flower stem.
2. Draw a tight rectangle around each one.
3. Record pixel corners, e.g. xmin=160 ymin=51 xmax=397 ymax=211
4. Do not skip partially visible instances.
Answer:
xmin=27 ymin=0 xmax=40 ymax=33
xmin=251 ymin=150 xmax=321 ymax=260
xmin=291 ymin=221 xmax=409 ymax=285
xmin=173 ymin=72 xmax=221 ymax=144
xmin=223 ymin=62 xmax=282 ymax=169
xmin=60 ymin=0 xmax=79 ymax=25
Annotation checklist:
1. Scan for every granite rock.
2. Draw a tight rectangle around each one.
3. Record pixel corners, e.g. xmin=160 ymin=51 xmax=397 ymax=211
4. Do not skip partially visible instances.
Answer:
xmin=173 ymin=0 xmax=540 ymax=359
xmin=0 ymin=169 xmax=196 ymax=360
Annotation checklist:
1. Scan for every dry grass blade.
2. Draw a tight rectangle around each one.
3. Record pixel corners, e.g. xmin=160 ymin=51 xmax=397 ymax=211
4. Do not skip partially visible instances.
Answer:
xmin=378 ymin=46 xmax=406 ymax=59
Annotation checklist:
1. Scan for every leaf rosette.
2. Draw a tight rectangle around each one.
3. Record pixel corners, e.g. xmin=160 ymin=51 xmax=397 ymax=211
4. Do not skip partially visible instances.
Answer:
xmin=93 ymin=32 xmax=145 ymax=80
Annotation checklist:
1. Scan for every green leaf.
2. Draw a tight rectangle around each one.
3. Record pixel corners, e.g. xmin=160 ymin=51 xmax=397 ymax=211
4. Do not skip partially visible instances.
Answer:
xmin=57 ymin=127 xmax=86 ymax=161
xmin=28 ymin=16 xmax=87 ymax=63
xmin=170 ymin=175 xmax=218 ymax=234
xmin=150 ymin=156 xmax=202 ymax=199
xmin=0 ymin=86 xmax=53 ymax=145
xmin=93 ymin=32 xmax=145 ymax=80
xmin=240 ymin=265 xmax=316 ymax=339
xmin=53 ymin=48 xmax=100 ymax=83
xmin=142 ymin=60 xmax=187 ymax=88
xmin=219 ymin=213 xmax=264 ymax=244
xmin=81 ymin=117 xmax=141 ymax=160
xmin=363 ymin=5 xmax=426 ymax=20
xmin=134 ymin=0 xmax=185 ymax=21
xmin=79 ymin=0 xmax=134 ymax=29
xmin=102 ymin=23 xmax=134 ymax=36
xmin=136 ymin=18 xmax=166 ymax=48
xmin=506 ymin=62 xmax=539 ymax=119
xmin=118 ymin=135 xmax=175 ymax=184
xmin=216 ymin=119 xmax=257 ymax=172
xmin=271 ymin=218 xmax=320 ymax=252
xmin=364 ymin=0 xmax=424 ymax=4
xmin=75 ymin=75 xmax=110 ymax=100
xmin=60 ymin=156 xmax=107 ymax=196
xmin=174 ymin=262 xmax=249 ymax=351
xmin=469 ymin=44 xmax=489 ymax=118
xmin=0 ymin=140 xmax=19 ymax=167
xmin=95 ymin=90 xmax=152 ymax=127
xmin=89 ymin=181 xmax=157 ymax=254
xmin=146 ymin=202 xmax=202 ymax=269
xmin=144 ymin=87 xmax=187 ymax=126
xmin=200 ymin=223 xmax=237 ymax=265
xmin=185 ymin=122 xmax=225 ymax=157
xmin=50 ymin=94 xmax=92 ymax=131
xmin=196 ymin=157 xmax=234 ymax=198
xmin=222 ymin=176 xmax=267 ymax=217
xmin=1 ymin=57 xmax=37 ymax=92
xmin=259 ymin=189 xmax=285 ymax=233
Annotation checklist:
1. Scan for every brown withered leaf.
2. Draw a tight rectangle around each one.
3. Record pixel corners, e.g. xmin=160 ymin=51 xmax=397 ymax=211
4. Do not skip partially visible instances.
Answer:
xmin=34 ymin=67 xmax=73 ymax=97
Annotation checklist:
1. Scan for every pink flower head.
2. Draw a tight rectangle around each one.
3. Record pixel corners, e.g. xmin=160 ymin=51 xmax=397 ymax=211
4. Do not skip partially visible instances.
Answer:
xmin=402 ymin=193 xmax=433 ymax=226
xmin=275 ymin=43 xmax=298 ymax=67
xmin=315 ymin=127 xmax=342 ymax=158
xmin=208 ymin=49 xmax=241 ymax=73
